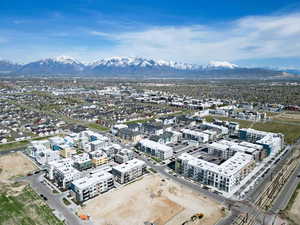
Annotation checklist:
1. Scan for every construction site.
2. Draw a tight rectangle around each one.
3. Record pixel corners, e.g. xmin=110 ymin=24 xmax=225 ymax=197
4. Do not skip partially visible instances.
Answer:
xmin=79 ymin=174 xmax=225 ymax=225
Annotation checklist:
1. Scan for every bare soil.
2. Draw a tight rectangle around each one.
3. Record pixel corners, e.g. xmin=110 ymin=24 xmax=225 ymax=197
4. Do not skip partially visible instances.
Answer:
xmin=79 ymin=174 xmax=224 ymax=225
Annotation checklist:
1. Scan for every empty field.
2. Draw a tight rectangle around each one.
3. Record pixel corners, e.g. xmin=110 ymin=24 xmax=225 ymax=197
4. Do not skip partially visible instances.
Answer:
xmin=0 ymin=152 xmax=64 ymax=225
xmin=272 ymin=111 xmax=300 ymax=124
xmin=79 ymin=174 xmax=224 ymax=225
xmin=205 ymin=115 xmax=300 ymax=144
xmin=0 ymin=152 xmax=37 ymax=183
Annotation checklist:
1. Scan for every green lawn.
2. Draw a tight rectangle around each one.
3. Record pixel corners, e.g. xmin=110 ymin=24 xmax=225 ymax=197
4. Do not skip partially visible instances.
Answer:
xmin=252 ymin=121 xmax=300 ymax=144
xmin=87 ymin=123 xmax=109 ymax=131
xmin=125 ymin=118 xmax=153 ymax=125
xmin=124 ymin=110 xmax=194 ymax=125
xmin=0 ymin=136 xmax=55 ymax=152
xmin=0 ymin=140 xmax=29 ymax=152
xmin=0 ymin=185 xmax=65 ymax=225
xmin=204 ymin=115 xmax=300 ymax=144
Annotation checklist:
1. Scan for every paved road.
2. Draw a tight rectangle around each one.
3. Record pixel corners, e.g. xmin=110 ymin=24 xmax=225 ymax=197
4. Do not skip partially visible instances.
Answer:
xmin=22 ymin=173 xmax=84 ymax=225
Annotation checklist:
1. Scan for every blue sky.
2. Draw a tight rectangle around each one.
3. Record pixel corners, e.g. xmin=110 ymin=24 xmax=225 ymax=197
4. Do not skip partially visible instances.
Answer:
xmin=1 ymin=0 xmax=300 ymax=68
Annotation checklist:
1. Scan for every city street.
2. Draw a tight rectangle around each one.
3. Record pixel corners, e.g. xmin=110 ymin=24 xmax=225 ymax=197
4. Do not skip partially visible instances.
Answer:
xmin=20 ymin=173 xmax=85 ymax=225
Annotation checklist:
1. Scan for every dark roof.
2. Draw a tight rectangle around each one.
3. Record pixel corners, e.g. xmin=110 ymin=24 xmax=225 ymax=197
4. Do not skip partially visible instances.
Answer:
xmin=119 ymin=128 xmax=140 ymax=136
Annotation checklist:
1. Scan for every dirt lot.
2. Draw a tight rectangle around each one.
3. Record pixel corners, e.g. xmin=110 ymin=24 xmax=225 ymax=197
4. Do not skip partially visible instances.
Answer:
xmin=79 ymin=174 xmax=224 ymax=225
xmin=272 ymin=112 xmax=300 ymax=123
xmin=0 ymin=152 xmax=65 ymax=225
xmin=0 ymin=152 xmax=37 ymax=183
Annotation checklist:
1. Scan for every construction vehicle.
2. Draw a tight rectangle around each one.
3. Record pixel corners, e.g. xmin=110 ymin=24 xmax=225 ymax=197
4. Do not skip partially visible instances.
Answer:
xmin=78 ymin=214 xmax=90 ymax=220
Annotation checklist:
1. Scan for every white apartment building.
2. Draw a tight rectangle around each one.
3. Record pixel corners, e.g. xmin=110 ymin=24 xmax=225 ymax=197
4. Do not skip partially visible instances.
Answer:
xmin=49 ymin=161 xmax=82 ymax=189
xmin=138 ymin=139 xmax=173 ymax=160
xmin=90 ymin=139 xmax=109 ymax=151
xmin=112 ymin=159 xmax=146 ymax=184
xmin=207 ymin=142 xmax=233 ymax=159
xmin=28 ymin=141 xmax=60 ymax=165
xmin=176 ymin=152 xmax=255 ymax=192
xmin=45 ymin=157 xmax=82 ymax=189
xmin=239 ymin=128 xmax=284 ymax=155
xmin=46 ymin=158 xmax=73 ymax=180
xmin=181 ymin=128 xmax=210 ymax=143
xmin=114 ymin=149 xmax=134 ymax=164
xmin=71 ymin=170 xmax=114 ymax=202
xmin=201 ymin=122 xmax=229 ymax=135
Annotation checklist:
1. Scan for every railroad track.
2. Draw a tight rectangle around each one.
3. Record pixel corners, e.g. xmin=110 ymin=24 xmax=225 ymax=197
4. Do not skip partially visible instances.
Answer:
xmin=231 ymin=154 xmax=299 ymax=225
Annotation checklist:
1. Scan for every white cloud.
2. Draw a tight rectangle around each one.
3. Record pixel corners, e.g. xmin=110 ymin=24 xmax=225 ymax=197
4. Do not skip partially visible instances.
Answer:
xmin=89 ymin=13 xmax=300 ymax=64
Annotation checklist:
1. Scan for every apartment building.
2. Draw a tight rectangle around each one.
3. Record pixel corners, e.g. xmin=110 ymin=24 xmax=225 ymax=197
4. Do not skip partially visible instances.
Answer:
xmin=46 ymin=158 xmax=81 ymax=189
xmin=239 ymin=128 xmax=284 ymax=155
xmin=60 ymin=147 xmax=76 ymax=158
xmin=71 ymin=170 xmax=114 ymax=202
xmin=112 ymin=159 xmax=146 ymax=184
xmin=207 ymin=142 xmax=233 ymax=159
xmin=46 ymin=158 xmax=74 ymax=180
xmin=138 ymin=139 xmax=173 ymax=160
xmin=54 ymin=166 xmax=82 ymax=189
xmin=176 ymin=152 xmax=254 ymax=192
xmin=72 ymin=153 xmax=93 ymax=171
xmin=181 ymin=128 xmax=210 ymax=143
xmin=90 ymin=139 xmax=108 ymax=151
xmin=89 ymin=150 xmax=109 ymax=167
xmin=114 ymin=149 xmax=134 ymax=164
xmin=200 ymin=122 xmax=229 ymax=135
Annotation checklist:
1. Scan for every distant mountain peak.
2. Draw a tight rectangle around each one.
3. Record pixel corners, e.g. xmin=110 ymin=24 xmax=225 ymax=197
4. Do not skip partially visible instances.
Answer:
xmin=207 ymin=61 xmax=238 ymax=69
xmin=90 ymin=56 xmax=201 ymax=70
xmin=0 ymin=56 xmax=292 ymax=78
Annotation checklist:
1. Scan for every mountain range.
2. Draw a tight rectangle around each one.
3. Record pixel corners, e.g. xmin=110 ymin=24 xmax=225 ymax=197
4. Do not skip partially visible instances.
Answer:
xmin=0 ymin=56 xmax=298 ymax=79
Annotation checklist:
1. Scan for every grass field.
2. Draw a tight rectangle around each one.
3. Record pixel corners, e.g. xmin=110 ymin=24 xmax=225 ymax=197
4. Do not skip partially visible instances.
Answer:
xmin=0 ymin=186 xmax=65 ymax=225
xmin=0 ymin=135 xmax=55 ymax=152
xmin=204 ymin=115 xmax=300 ymax=144
xmin=0 ymin=152 xmax=65 ymax=225
xmin=87 ymin=123 xmax=109 ymax=131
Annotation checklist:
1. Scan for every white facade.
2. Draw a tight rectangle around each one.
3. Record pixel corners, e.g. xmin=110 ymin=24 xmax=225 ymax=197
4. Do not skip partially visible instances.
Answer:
xmin=181 ymin=128 xmax=209 ymax=143
xmin=112 ymin=159 xmax=146 ymax=184
xmin=71 ymin=170 xmax=114 ymax=202
xmin=177 ymin=152 xmax=254 ymax=192
xmin=139 ymin=139 xmax=173 ymax=160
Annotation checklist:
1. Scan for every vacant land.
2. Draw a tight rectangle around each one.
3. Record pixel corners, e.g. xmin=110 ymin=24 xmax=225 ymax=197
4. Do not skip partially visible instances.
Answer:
xmin=80 ymin=174 xmax=224 ymax=225
xmin=205 ymin=115 xmax=300 ymax=144
xmin=0 ymin=152 xmax=64 ymax=225
xmin=272 ymin=111 xmax=300 ymax=124
xmin=0 ymin=152 xmax=37 ymax=183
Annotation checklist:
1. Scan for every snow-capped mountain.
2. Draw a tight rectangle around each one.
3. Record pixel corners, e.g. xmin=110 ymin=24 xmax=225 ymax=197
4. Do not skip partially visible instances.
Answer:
xmin=0 ymin=56 xmax=291 ymax=78
xmin=16 ymin=56 xmax=85 ymax=75
xmin=0 ymin=59 xmax=21 ymax=73
xmin=89 ymin=57 xmax=201 ymax=70
xmin=207 ymin=61 xmax=238 ymax=69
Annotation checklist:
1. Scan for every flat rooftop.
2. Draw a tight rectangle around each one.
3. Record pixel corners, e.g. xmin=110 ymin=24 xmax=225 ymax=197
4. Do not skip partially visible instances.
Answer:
xmin=72 ymin=170 xmax=113 ymax=190
xmin=112 ymin=158 xmax=145 ymax=173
